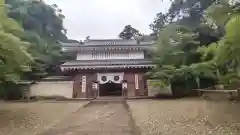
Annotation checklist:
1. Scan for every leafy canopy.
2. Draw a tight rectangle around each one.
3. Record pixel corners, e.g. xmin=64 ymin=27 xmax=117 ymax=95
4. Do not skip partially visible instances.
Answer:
xmin=119 ymin=25 xmax=142 ymax=39
xmin=0 ymin=0 xmax=33 ymax=83
xmin=5 ymin=0 xmax=68 ymax=79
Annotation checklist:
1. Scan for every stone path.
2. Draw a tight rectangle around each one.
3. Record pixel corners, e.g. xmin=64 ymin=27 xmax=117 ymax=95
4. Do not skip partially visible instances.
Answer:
xmin=39 ymin=102 xmax=137 ymax=135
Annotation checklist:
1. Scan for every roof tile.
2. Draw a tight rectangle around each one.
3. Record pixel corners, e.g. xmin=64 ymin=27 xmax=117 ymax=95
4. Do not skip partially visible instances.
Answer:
xmin=84 ymin=39 xmax=137 ymax=45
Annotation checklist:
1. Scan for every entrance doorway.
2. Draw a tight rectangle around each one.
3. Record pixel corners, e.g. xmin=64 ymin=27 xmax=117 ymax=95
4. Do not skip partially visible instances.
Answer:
xmin=99 ymin=82 xmax=122 ymax=96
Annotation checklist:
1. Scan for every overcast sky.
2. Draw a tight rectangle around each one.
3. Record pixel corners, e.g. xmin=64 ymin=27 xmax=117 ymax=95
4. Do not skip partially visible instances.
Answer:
xmin=45 ymin=0 xmax=170 ymax=40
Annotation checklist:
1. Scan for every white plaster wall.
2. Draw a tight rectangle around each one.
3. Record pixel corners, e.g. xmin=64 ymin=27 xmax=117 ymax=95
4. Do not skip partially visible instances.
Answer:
xmin=76 ymin=52 xmax=92 ymax=60
xmin=29 ymin=81 xmax=73 ymax=98
xmin=129 ymin=51 xmax=144 ymax=59
xmin=76 ymin=51 xmax=144 ymax=60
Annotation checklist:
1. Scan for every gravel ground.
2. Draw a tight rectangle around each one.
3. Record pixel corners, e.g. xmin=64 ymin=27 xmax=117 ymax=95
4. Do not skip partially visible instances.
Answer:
xmin=40 ymin=102 xmax=135 ymax=135
xmin=0 ymin=101 xmax=89 ymax=135
xmin=1 ymin=99 xmax=240 ymax=135
xmin=128 ymin=98 xmax=240 ymax=135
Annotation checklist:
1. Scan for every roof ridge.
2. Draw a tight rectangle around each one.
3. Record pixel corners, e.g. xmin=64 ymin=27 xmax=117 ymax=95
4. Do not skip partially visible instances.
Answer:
xmin=88 ymin=39 xmax=136 ymax=41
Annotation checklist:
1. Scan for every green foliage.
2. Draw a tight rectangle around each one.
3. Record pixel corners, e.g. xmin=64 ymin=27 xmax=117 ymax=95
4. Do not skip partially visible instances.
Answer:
xmin=5 ymin=0 xmax=68 ymax=79
xmin=151 ymin=0 xmax=240 ymax=90
xmin=6 ymin=0 xmax=67 ymax=41
xmin=0 ymin=0 xmax=33 ymax=83
xmin=151 ymin=0 xmax=216 ymax=36
xmin=149 ymin=80 xmax=168 ymax=88
xmin=150 ymin=12 xmax=167 ymax=36
xmin=0 ymin=0 xmax=68 ymax=87
xmin=197 ymin=42 xmax=218 ymax=61
xmin=150 ymin=0 xmax=225 ymax=92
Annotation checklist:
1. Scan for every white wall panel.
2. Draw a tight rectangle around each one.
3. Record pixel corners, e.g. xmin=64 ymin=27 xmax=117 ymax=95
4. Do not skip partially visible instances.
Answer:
xmin=29 ymin=81 xmax=73 ymax=98
xmin=76 ymin=51 xmax=144 ymax=60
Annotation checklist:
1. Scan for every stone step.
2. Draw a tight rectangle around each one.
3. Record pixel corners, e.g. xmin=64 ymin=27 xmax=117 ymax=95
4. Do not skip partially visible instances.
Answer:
xmin=92 ymin=99 xmax=124 ymax=103
xmin=92 ymin=96 xmax=125 ymax=103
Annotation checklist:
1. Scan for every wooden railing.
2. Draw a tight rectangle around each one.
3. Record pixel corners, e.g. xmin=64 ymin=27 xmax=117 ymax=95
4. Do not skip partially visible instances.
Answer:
xmin=194 ymin=86 xmax=240 ymax=101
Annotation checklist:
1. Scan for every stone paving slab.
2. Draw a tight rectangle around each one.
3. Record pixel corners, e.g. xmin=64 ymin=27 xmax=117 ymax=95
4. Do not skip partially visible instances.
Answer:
xmin=39 ymin=102 xmax=134 ymax=135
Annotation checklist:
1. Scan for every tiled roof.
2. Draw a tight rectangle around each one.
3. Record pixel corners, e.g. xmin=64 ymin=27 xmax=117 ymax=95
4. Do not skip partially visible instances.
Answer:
xmin=60 ymin=38 xmax=155 ymax=52
xmin=84 ymin=39 xmax=137 ymax=45
xmin=61 ymin=65 xmax=155 ymax=70
xmin=60 ymin=39 xmax=155 ymax=47
xmin=62 ymin=59 xmax=153 ymax=66
xmin=42 ymin=76 xmax=71 ymax=81
xmin=60 ymin=59 xmax=155 ymax=70
xmin=62 ymin=45 xmax=152 ymax=52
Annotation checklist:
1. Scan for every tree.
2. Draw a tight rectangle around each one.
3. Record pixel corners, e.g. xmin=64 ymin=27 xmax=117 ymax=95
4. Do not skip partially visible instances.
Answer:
xmin=150 ymin=23 xmax=219 ymax=95
xmin=167 ymin=0 xmax=216 ymax=26
xmin=5 ymin=0 xmax=68 ymax=78
xmin=150 ymin=0 xmax=216 ymax=36
xmin=6 ymin=0 xmax=67 ymax=41
xmin=119 ymin=25 xmax=142 ymax=39
xmin=0 ymin=0 xmax=33 ymax=83
xmin=150 ymin=0 xmax=240 ymax=91
xmin=150 ymin=12 xmax=168 ymax=36
xmin=149 ymin=0 xmax=227 ymax=94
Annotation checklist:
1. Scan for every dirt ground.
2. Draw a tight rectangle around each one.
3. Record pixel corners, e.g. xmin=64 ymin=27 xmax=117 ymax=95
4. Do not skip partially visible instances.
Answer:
xmin=0 ymin=101 xmax=89 ymax=135
xmin=128 ymin=98 xmax=240 ymax=135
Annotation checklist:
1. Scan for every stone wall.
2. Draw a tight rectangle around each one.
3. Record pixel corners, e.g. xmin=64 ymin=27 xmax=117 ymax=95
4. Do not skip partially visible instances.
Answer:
xmin=147 ymin=80 xmax=172 ymax=97
xmin=29 ymin=81 xmax=73 ymax=98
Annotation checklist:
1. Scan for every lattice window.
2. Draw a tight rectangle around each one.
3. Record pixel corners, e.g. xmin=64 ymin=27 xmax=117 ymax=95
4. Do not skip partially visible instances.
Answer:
xmin=91 ymin=51 xmax=131 ymax=60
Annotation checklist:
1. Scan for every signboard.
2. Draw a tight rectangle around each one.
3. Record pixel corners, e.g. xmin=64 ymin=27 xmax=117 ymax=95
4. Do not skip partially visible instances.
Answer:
xmin=81 ymin=76 xmax=86 ymax=93
xmin=135 ymin=74 xmax=139 ymax=90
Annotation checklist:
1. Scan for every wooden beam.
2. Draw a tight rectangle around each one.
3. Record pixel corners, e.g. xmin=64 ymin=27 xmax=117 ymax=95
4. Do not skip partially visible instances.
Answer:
xmin=194 ymin=89 xmax=239 ymax=93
